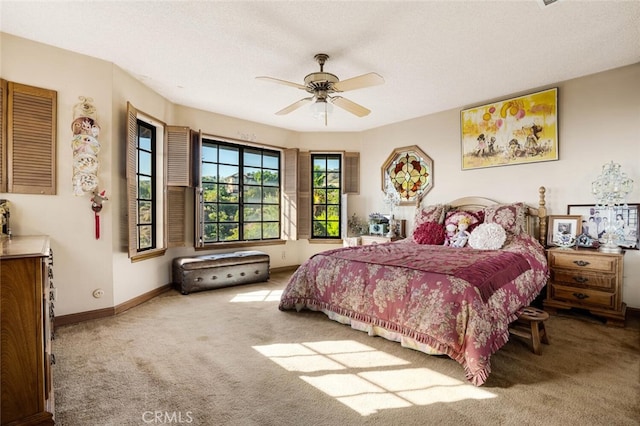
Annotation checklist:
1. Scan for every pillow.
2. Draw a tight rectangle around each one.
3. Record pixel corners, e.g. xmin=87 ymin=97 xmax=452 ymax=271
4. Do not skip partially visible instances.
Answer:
xmin=469 ymin=223 xmax=507 ymax=250
xmin=483 ymin=202 xmax=527 ymax=235
xmin=414 ymin=204 xmax=447 ymax=227
xmin=444 ymin=209 xmax=484 ymax=232
xmin=413 ymin=221 xmax=446 ymax=245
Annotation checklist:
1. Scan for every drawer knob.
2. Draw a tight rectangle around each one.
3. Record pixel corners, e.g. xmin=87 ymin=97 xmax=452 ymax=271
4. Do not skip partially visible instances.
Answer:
xmin=573 ymin=276 xmax=589 ymax=284
xmin=573 ymin=260 xmax=590 ymax=267
xmin=572 ymin=292 xmax=589 ymax=300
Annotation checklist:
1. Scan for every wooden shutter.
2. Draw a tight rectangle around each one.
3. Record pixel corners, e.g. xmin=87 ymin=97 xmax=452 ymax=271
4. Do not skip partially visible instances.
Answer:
xmin=343 ymin=151 xmax=360 ymax=194
xmin=167 ymin=125 xmax=191 ymax=186
xmin=126 ymin=102 xmax=139 ymax=258
xmin=7 ymin=82 xmax=57 ymax=194
xmin=297 ymin=151 xmax=311 ymax=240
xmin=283 ymin=148 xmax=298 ymax=196
xmin=0 ymin=79 xmax=6 ymax=193
xmin=282 ymin=148 xmax=298 ymax=240
xmin=167 ymin=186 xmax=186 ymax=247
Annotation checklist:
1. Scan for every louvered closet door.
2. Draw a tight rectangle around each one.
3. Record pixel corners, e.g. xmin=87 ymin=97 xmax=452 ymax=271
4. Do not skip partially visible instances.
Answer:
xmin=7 ymin=82 xmax=57 ymax=195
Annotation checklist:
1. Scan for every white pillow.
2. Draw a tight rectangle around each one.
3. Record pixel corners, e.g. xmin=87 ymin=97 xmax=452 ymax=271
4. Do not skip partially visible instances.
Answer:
xmin=469 ymin=223 xmax=507 ymax=250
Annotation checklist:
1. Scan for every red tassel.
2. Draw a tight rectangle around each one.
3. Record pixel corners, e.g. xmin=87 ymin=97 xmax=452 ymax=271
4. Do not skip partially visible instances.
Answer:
xmin=95 ymin=212 xmax=100 ymax=239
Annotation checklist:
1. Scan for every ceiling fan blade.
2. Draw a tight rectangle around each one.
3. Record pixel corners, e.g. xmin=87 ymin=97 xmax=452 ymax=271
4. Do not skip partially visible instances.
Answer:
xmin=333 ymin=72 xmax=384 ymax=92
xmin=330 ymin=96 xmax=371 ymax=117
xmin=256 ymin=76 xmax=307 ymax=90
xmin=275 ymin=97 xmax=313 ymax=115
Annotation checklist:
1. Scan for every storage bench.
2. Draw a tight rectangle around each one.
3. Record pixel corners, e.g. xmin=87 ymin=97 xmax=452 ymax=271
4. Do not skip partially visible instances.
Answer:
xmin=172 ymin=250 xmax=270 ymax=294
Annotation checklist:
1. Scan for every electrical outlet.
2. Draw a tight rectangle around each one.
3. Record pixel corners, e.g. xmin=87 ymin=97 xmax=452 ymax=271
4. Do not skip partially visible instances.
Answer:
xmin=281 ymin=251 xmax=286 ymax=260
xmin=93 ymin=288 xmax=105 ymax=298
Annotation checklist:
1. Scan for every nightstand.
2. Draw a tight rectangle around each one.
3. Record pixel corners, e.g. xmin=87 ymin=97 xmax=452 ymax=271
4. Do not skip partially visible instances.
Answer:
xmin=360 ymin=235 xmax=403 ymax=245
xmin=544 ymin=247 xmax=626 ymax=327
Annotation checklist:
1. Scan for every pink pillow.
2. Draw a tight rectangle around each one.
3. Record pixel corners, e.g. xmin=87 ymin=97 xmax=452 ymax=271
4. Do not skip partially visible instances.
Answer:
xmin=483 ymin=202 xmax=527 ymax=235
xmin=444 ymin=210 xmax=484 ymax=232
xmin=413 ymin=221 xmax=446 ymax=245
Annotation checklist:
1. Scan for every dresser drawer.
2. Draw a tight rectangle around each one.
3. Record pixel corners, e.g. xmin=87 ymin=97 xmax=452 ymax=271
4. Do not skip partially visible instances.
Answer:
xmin=551 ymin=270 xmax=616 ymax=290
xmin=549 ymin=251 xmax=617 ymax=273
xmin=549 ymin=284 xmax=615 ymax=310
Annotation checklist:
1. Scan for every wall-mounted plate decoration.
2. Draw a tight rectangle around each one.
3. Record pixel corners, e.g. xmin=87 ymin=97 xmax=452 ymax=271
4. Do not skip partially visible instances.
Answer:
xmin=71 ymin=97 xmax=100 ymax=196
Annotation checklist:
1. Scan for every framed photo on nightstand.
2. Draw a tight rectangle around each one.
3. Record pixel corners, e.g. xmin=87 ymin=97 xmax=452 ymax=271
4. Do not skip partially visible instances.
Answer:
xmin=547 ymin=215 xmax=581 ymax=247
xmin=567 ymin=204 xmax=639 ymax=249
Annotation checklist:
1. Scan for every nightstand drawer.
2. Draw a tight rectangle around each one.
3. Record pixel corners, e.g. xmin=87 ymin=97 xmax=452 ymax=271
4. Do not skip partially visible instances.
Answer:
xmin=550 ymin=284 xmax=615 ymax=310
xmin=551 ymin=270 xmax=616 ymax=290
xmin=549 ymin=252 xmax=617 ymax=273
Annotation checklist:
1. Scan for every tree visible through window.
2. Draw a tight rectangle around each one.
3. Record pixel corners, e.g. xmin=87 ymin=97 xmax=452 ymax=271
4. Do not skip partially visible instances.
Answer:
xmin=312 ymin=154 xmax=341 ymax=238
xmin=200 ymin=139 xmax=280 ymax=243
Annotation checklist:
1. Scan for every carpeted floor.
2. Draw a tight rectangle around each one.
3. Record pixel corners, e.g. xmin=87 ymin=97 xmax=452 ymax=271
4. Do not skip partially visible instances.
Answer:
xmin=53 ymin=271 xmax=640 ymax=425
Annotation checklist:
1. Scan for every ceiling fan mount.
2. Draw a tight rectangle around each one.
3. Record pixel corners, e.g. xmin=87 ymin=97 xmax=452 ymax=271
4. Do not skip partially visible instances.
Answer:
xmin=256 ymin=53 xmax=384 ymax=125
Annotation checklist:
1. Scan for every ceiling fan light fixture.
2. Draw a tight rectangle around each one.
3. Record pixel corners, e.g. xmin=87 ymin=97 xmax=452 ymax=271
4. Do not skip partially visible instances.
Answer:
xmin=310 ymin=98 xmax=333 ymax=121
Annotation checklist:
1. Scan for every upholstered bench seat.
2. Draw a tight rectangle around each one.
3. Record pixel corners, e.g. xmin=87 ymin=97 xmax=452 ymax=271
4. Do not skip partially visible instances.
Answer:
xmin=172 ymin=250 xmax=270 ymax=294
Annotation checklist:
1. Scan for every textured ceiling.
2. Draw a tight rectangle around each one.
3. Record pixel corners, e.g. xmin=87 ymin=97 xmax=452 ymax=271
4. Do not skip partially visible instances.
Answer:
xmin=1 ymin=0 xmax=639 ymax=132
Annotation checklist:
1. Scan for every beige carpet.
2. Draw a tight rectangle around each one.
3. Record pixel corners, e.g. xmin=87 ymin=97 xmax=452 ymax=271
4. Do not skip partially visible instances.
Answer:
xmin=53 ymin=271 xmax=640 ymax=425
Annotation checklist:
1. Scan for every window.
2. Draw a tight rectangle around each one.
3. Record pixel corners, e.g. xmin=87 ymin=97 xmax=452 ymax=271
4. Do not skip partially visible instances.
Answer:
xmin=126 ymin=102 xmax=166 ymax=261
xmin=136 ymin=120 xmax=156 ymax=251
xmin=311 ymin=154 xmax=341 ymax=238
xmin=199 ymin=139 xmax=280 ymax=244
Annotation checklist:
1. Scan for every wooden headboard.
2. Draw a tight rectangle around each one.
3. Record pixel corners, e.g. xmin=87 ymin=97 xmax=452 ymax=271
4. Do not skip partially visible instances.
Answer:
xmin=425 ymin=186 xmax=548 ymax=246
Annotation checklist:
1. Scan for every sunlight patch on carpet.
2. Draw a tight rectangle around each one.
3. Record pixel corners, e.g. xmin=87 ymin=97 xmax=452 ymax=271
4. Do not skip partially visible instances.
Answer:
xmin=230 ymin=289 xmax=282 ymax=302
xmin=253 ymin=340 xmax=496 ymax=416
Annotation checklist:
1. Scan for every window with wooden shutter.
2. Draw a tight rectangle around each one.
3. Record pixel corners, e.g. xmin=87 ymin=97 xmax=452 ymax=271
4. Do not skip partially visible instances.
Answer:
xmin=125 ymin=102 xmax=167 ymax=261
xmin=167 ymin=125 xmax=191 ymax=186
xmin=7 ymin=82 xmax=57 ymax=195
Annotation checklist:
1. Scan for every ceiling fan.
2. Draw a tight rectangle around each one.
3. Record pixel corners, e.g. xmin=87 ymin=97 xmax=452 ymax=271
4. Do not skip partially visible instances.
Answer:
xmin=256 ymin=53 xmax=384 ymax=125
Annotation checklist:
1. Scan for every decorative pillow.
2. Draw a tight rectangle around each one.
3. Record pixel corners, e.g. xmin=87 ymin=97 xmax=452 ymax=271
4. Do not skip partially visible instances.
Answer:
xmin=469 ymin=223 xmax=507 ymax=250
xmin=483 ymin=202 xmax=527 ymax=235
xmin=444 ymin=209 xmax=484 ymax=232
xmin=413 ymin=221 xmax=446 ymax=245
xmin=414 ymin=204 xmax=447 ymax=227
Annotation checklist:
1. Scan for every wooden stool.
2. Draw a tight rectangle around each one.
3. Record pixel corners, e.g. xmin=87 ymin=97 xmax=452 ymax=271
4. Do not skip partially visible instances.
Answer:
xmin=509 ymin=306 xmax=550 ymax=355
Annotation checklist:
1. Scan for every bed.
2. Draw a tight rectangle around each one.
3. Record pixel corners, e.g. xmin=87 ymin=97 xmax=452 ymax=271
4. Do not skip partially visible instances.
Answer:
xmin=279 ymin=187 xmax=549 ymax=386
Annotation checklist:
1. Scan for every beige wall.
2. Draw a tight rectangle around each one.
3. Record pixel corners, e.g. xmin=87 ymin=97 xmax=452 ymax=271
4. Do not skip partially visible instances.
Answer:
xmin=2 ymin=33 xmax=639 ymax=315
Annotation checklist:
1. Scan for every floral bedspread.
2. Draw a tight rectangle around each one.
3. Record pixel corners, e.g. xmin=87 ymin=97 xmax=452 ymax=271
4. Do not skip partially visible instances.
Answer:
xmin=278 ymin=234 xmax=548 ymax=386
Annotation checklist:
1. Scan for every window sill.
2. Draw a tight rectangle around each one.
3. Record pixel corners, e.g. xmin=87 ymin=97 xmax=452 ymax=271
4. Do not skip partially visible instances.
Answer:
xmin=130 ymin=248 xmax=167 ymax=262
xmin=196 ymin=239 xmax=285 ymax=251
xmin=309 ymin=239 xmax=344 ymax=245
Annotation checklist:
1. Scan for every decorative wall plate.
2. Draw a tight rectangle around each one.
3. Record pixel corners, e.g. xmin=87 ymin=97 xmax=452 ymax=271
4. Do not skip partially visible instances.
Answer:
xmin=73 ymin=152 xmax=99 ymax=174
xmin=71 ymin=134 xmax=101 ymax=155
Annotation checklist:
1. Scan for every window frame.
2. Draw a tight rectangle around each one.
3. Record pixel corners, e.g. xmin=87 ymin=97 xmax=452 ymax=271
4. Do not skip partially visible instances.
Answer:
xmin=310 ymin=153 xmax=342 ymax=240
xmin=135 ymin=119 xmax=157 ymax=252
xmin=196 ymin=137 xmax=282 ymax=247
xmin=126 ymin=102 xmax=166 ymax=261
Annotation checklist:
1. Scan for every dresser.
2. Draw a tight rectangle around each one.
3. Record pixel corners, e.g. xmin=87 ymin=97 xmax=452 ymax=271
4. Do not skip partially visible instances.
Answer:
xmin=544 ymin=247 xmax=625 ymax=327
xmin=1 ymin=236 xmax=55 ymax=425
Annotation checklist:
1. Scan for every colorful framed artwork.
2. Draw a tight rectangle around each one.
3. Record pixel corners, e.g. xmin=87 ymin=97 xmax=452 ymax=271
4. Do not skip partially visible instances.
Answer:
xmin=460 ymin=87 xmax=558 ymax=170
xmin=381 ymin=145 xmax=433 ymax=206
xmin=547 ymin=215 xmax=582 ymax=248
xmin=567 ymin=204 xmax=639 ymax=249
